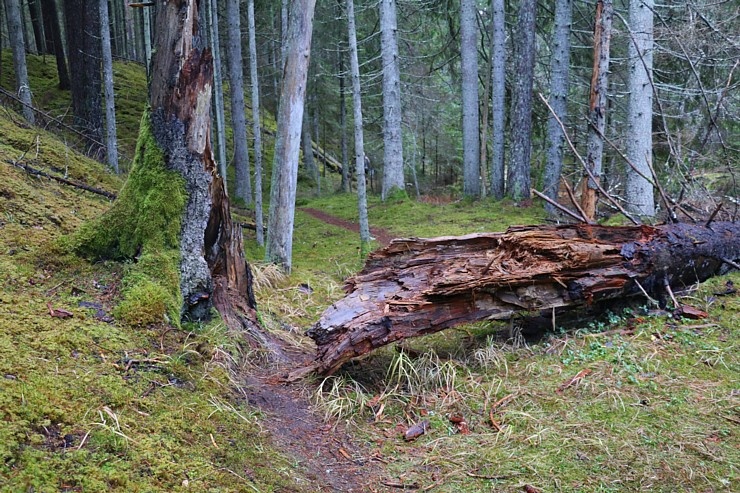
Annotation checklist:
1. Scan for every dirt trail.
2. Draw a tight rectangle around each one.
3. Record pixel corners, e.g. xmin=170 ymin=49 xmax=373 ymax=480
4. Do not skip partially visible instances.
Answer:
xmin=301 ymin=208 xmax=397 ymax=246
xmin=236 ymin=208 xmax=403 ymax=492
xmin=242 ymin=366 xmax=389 ymax=492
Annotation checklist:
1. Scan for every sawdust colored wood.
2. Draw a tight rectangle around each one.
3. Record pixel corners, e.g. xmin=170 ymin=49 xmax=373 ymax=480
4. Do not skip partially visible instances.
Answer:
xmin=308 ymin=222 xmax=740 ymax=374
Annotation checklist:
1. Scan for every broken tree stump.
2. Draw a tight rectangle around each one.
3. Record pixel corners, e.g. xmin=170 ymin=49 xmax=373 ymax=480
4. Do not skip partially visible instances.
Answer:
xmin=307 ymin=222 xmax=740 ymax=374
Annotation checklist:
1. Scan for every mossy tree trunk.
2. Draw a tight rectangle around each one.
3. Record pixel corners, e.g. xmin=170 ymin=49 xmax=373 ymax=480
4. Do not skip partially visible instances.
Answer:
xmin=76 ymin=0 xmax=257 ymax=331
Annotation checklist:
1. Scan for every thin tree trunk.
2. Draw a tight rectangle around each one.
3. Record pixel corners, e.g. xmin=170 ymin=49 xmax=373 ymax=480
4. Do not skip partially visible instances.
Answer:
xmin=40 ymin=0 xmax=69 ymax=89
xmin=346 ymin=0 xmax=371 ymax=253
xmin=27 ymin=0 xmax=45 ymax=54
xmin=302 ymin=102 xmax=319 ymax=184
xmin=490 ymin=0 xmax=506 ymax=200
xmin=338 ymin=1 xmax=350 ymax=193
xmin=543 ymin=0 xmax=573 ymax=213
xmin=461 ymin=0 xmax=480 ymax=197
xmin=479 ymin=27 xmax=493 ymax=199
xmin=380 ymin=0 xmax=405 ymax=200
xmin=65 ymin=0 xmax=103 ymax=152
xmin=207 ymin=0 xmax=228 ymax=189
xmin=226 ymin=0 xmax=252 ymax=205
xmin=247 ymin=0 xmax=264 ymax=246
xmin=625 ymin=0 xmax=655 ymax=217
xmin=4 ymin=0 xmax=35 ymax=123
xmin=507 ymin=0 xmax=537 ymax=201
xmin=581 ymin=0 xmax=613 ymax=220
xmin=100 ymin=0 xmax=118 ymax=173
xmin=266 ymin=0 xmax=317 ymax=272
xmin=143 ymin=4 xmax=152 ymax=73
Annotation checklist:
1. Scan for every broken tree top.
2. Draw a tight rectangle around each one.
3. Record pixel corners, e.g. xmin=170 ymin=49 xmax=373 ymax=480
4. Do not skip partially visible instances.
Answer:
xmin=307 ymin=222 xmax=740 ymax=374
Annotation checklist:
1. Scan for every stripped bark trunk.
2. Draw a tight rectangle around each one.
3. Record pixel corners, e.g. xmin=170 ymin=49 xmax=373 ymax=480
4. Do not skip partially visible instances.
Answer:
xmin=147 ymin=0 xmax=259 ymax=335
xmin=308 ymin=222 xmax=740 ymax=374
xmin=581 ymin=0 xmax=612 ymax=220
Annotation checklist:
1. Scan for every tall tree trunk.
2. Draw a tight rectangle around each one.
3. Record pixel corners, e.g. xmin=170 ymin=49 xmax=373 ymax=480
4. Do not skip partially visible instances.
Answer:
xmin=543 ymin=0 xmax=573 ymax=213
xmin=379 ymin=0 xmax=405 ymax=200
xmin=489 ymin=0 xmax=506 ymax=199
xmin=625 ymin=0 xmax=655 ymax=217
xmin=64 ymin=0 xmax=103 ymax=153
xmin=461 ymin=0 xmax=480 ymax=197
xmin=338 ymin=1 xmax=350 ymax=193
xmin=247 ymin=0 xmax=265 ymax=246
xmin=581 ymin=0 xmax=613 ymax=220
xmin=302 ymin=102 xmax=319 ymax=184
xmin=100 ymin=0 xmax=118 ymax=173
xmin=143 ymin=4 xmax=152 ymax=73
xmin=347 ymin=0 xmax=371 ymax=253
xmin=507 ymin=0 xmax=537 ymax=201
xmin=27 ymin=0 xmax=45 ymax=54
xmin=225 ymin=0 xmax=252 ymax=205
xmin=4 ymin=0 xmax=35 ymax=123
xmin=40 ymin=0 xmax=69 ymax=89
xmin=266 ymin=0 xmax=317 ymax=272
xmin=124 ymin=0 xmax=137 ymax=61
xmin=207 ymin=0 xmax=228 ymax=188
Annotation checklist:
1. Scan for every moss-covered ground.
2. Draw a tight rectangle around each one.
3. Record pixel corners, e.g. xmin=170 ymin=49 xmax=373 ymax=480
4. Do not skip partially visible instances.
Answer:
xmin=0 ymin=106 xmax=307 ymax=491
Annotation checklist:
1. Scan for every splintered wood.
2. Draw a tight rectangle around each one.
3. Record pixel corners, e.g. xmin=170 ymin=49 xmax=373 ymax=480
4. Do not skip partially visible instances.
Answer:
xmin=307 ymin=222 xmax=740 ymax=374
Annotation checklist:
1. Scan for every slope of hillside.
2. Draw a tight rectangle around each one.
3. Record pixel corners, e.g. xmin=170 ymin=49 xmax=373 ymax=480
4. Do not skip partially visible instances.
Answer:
xmin=0 ymin=110 xmax=310 ymax=492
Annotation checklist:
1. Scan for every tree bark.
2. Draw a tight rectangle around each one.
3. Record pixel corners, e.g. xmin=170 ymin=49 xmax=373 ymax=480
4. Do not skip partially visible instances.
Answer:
xmin=346 ymin=0 xmax=371 ymax=253
xmin=625 ymin=0 xmax=655 ymax=217
xmin=64 ymin=0 xmax=102 ymax=153
xmin=27 ymin=0 xmax=45 ymax=54
xmin=543 ymin=0 xmax=573 ymax=213
xmin=581 ymin=0 xmax=613 ymax=221
xmin=100 ymin=0 xmax=119 ymax=173
xmin=266 ymin=0 xmax=317 ymax=272
xmin=308 ymin=222 xmax=740 ymax=374
xmin=78 ymin=0 xmax=258 ymax=336
xmin=225 ymin=0 xmax=252 ymax=205
xmin=379 ymin=0 xmax=405 ymax=200
xmin=247 ymin=0 xmax=265 ymax=247
xmin=5 ymin=0 xmax=35 ymax=124
xmin=207 ymin=0 xmax=228 ymax=189
xmin=489 ymin=0 xmax=505 ymax=199
xmin=461 ymin=0 xmax=480 ymax=197
xmin=507 ymin=0 xmax=536 ymax=201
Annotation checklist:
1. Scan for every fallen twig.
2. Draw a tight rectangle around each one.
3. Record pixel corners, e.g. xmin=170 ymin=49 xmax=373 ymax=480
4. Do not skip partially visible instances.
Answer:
xmin=7 ymin=159 xmax=117 ymax=200
xmin=532 ymin=188 xmax=592 ymax=224
xmin=556 ymin=369 xmax=592 ymax=394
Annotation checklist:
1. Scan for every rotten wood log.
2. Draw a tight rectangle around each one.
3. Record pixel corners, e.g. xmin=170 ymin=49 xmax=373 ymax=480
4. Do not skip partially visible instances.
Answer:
xmin=308 ymin=222 xmax=740 ymax=374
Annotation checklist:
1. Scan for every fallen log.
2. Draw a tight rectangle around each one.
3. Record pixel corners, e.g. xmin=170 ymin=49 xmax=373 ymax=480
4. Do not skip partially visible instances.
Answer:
xmin=307 ymin=222 xmax=740 ymax=374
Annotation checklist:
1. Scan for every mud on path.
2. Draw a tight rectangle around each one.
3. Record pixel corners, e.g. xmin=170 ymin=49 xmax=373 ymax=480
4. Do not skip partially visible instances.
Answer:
xmin=235 ymin=208 xmax=401 ymax=491
xmin=301 ymin=208 xmax=397 ymax=246
xmin=240 ymin=360 xmax=392 ymax=492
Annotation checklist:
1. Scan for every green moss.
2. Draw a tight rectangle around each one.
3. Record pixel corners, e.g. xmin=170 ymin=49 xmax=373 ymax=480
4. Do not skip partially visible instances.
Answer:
xmin=73 ymin=112 xmax=186 ymax=326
